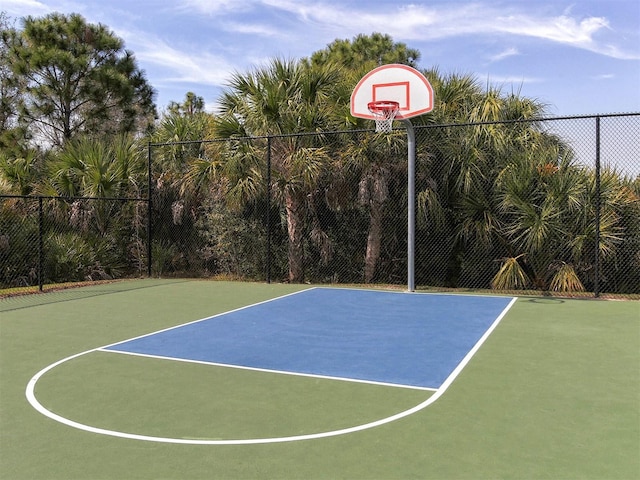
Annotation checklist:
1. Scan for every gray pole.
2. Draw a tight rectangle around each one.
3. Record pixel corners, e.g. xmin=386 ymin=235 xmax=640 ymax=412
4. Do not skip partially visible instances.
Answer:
xmin=147 ymin=143 xmax=153 ymax=277
xmin=404 ymin=119 xmax=416 ymax=292
xmin=594 ymin=116 xmax=601 ymax=298
xmin=266 ymin=136 xmax=272 ymax=284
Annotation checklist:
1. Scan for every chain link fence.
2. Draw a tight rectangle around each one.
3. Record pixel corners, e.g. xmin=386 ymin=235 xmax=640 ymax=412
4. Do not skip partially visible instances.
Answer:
xmin=0 ymin=195 xmax=148 ymax=293
xmin=2 ymin=113 xmax=638 ymax=298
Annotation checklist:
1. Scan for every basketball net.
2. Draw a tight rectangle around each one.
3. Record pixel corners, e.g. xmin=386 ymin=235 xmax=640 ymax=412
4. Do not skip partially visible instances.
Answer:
xmin=368 ymin=101 xmax=400 ymax=133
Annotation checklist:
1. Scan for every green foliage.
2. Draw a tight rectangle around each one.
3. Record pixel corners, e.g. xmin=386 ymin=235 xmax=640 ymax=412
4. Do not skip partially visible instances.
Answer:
xmin=42 ymin=135 xmax=146 ymax=196
xmin=44 ymin=231 xmax=123 ymax=282
xmin=150 ymin=241 xmax=181 ymax=277
xmin=214 ymin=58 xmax=342 ymax=282
xmin=0 ymin=150 xmax=42 ymax=195
xmin=166 ymin=92 xmax=206 ymax=116
xmin=0 ymin=199 xmax=39 ymax=288
xmin=4 ymin=12 xmax=156 ymax=147
xmin=308 ymin=32 xmax=420 ymax=69
xmin=0 ymin=13 xmax=27 ymax=154
xmin=195 ymin=200 xmax=273 ymax=280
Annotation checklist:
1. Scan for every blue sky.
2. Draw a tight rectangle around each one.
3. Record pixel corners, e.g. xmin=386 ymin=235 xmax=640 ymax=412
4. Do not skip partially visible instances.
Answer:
xmin=4 ymin=0 xmax=640 ymax=116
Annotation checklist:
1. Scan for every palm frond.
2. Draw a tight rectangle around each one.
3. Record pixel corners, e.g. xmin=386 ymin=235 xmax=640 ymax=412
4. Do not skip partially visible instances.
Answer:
xmin=491 ymin=255 xmax=531 ymax=290
xmin=417 ymin=185 xmax=447 ymax=231
xmin=548 ymin=262 xmax=585 ymax=292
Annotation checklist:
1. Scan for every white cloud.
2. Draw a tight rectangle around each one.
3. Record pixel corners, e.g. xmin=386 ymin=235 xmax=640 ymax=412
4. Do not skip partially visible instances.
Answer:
xmin=490 ymin=14 xmax=631 ymax=58
xmin=254 ymin=1 xmax=639 ymax=60
xmin=495 ymin=14 xmax=609 ymax=44
xmin=124 ymin=31 xmax=235 ymax=87
xmin=2 ymin=0 xmax=50 ymax=16
xmin=481 ymin=73 xmax=544 ymax=86
xmin=593 ymin=73 xmax=615 ymax=80
xmin=488 ymin=47 xmax=520 ymax=63
xmin=174 ymin=0 xmax=253 ymax=15
xmin=223 ymin=21 xmax=284 ymax=37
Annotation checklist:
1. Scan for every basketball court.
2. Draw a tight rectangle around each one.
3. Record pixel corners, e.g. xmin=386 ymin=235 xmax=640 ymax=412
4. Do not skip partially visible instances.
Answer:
xmin=2 ymin=279 xmax=638 ymax=478
xmin=25 ymin=286 xmax=516 ymax=444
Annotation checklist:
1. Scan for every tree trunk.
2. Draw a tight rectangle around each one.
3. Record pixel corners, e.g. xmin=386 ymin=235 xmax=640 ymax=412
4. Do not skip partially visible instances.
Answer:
xmin=364 ymin=201 xmax=383 ymax=283
xmin=285 ymin=190 xmax=305 ymax=282
xmin=362 ymin=169 xmax=388 ymax=284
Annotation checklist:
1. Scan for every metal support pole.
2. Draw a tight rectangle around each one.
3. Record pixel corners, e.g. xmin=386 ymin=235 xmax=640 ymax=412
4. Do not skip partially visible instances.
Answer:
xmin=38 ymin=196 xmax=43 ymax=291
xmin=403 ymin=119 xmax=416 ymax=292
xmin=266 ymin=136 xmax=272 ymax=284
xmin=147 ymin=143 xmax=153 ymax=277
xmin=594 ymin=116 xmax=601 ymax=298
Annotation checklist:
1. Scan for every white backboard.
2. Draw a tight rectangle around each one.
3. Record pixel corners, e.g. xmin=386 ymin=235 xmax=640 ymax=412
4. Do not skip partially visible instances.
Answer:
xmin=351 ymin=64 xmax=434 ymax=120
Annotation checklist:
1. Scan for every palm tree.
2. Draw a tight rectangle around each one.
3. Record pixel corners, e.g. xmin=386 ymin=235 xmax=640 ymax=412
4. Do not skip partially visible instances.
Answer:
xmin=0 ymin=149 xmax=41 ymax=195
xmin=147 ymin=101 xmax=213 ymax=274
xmin=415 ymin=73 xmax=558 ymax=289
xmin=25 ymin=134 xmax=149 ymax=281
xmin=336 ymin=129 xmax=407 ymax=283
xmin=213 ymin=58 xmax=342 ymax=282
xmin=40 ymin=135 xmax=146 ymax=233
xmin=577 ymin=166 xmax=638 ymax=292
xmin=494 ymin=138 xmax=586 ymax=290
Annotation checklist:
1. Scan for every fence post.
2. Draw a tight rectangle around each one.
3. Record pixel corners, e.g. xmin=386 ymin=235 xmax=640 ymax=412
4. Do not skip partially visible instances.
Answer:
xmin=404 ymin=120 xmax=416 ymax=292
xmin=38 ymin=196 xmax=43 ymax=292
xmin=266 ymin=136 xmax=272 ymax=284
xmin=594 ymin=116 xmax=601 ymax=298
xmin=147 ymin=143 xmax=153 ymax=277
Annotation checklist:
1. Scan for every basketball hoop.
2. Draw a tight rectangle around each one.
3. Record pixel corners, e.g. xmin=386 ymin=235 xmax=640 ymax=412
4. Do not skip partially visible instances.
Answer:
xmin=352 ymin=65 xmax=435 ymax=292
xmin=368 ymin=101 xmax=400 ymax=133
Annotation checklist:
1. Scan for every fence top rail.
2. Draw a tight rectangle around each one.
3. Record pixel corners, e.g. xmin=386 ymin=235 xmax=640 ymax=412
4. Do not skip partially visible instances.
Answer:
xmin=147 ymin=111 xmax=640 ymax=147
xmin=415 ymin=111 xmax=640 ymax=130
xmin=148 ymin=128 xmax=373 ymax=147
xmin=0 ymin=194 xmax=148 ymax=202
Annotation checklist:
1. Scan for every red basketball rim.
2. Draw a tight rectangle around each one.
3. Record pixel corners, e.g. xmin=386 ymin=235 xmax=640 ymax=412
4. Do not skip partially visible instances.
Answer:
xmin=367 ymin=101 xmax=400 ymax=115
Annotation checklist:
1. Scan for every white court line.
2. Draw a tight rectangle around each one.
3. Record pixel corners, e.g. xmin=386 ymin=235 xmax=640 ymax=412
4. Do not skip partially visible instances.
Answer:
xmin=100 ymin=348 xmax=438 ymax=392
xmin=25 ymin=294 xmax=518 ymax=445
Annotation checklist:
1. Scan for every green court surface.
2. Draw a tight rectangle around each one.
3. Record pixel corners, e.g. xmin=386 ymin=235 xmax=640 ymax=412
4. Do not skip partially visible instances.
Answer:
xmin=1 ymin=279 xmax=638 ymax=479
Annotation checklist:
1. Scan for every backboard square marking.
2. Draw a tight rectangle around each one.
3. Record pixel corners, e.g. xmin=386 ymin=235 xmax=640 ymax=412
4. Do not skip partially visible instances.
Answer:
xmin=372 ymin=82 xmax=411 ymax=111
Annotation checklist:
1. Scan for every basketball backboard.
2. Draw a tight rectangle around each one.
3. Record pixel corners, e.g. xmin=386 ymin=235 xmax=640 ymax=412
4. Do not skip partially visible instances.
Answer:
xmin=350 ymin=64 xmax=434 ymax=121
